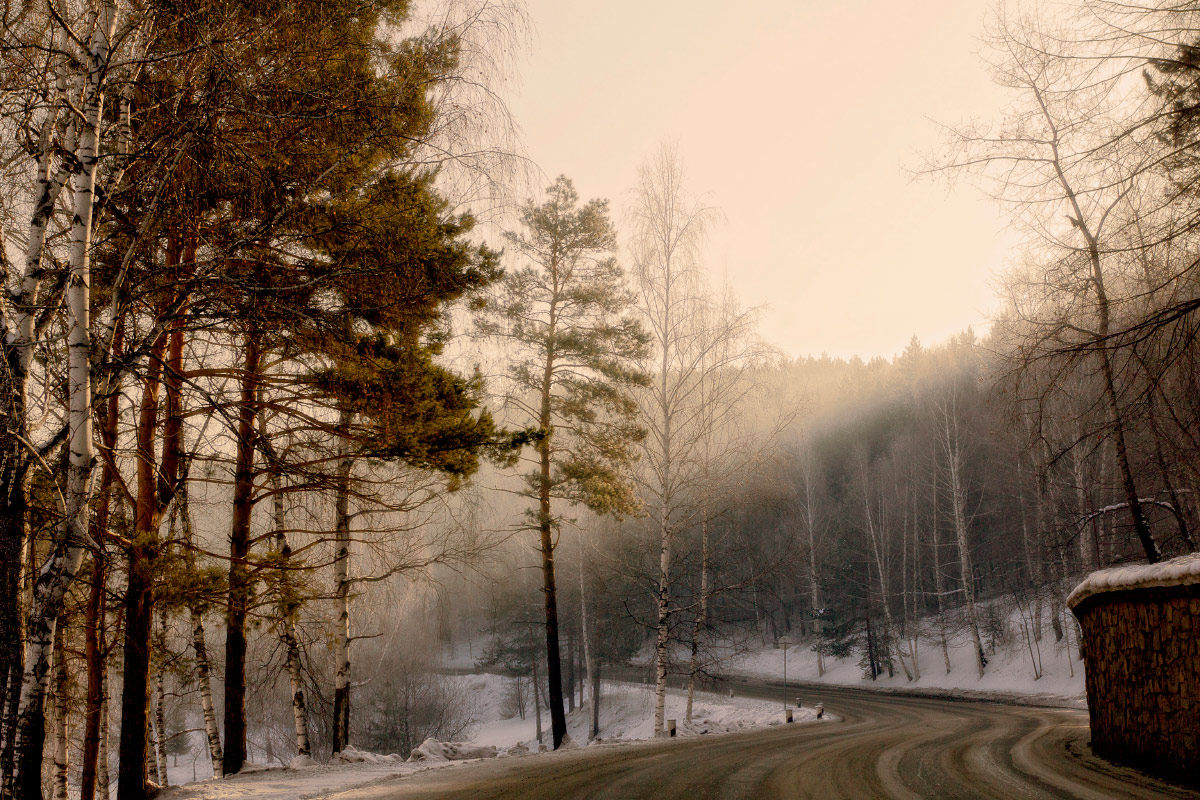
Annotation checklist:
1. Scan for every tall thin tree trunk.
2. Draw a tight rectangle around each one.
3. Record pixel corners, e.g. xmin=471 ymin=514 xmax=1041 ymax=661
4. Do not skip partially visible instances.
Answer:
xmin=591 ymin=663 xmax=601 ymax=741
xmin=861 ymin=460 xmax=910 ymax=681
xmin=178 ymin=480 xmax=222 ymax=777
xmin=51 ymin=620 xmax=68 ymax=800
xmin=652 ymin=263 xmax=674 ymax=738
xmin=804 ymin=482 xmax=825 ymax=678
xmin=530 ymin=622 xmax=542 ymax=746
xmin=269 ymin=470 xmax=310 ymax=758
xmin=536 ymin=347 xmax=567 ymax=749
xmin=578 ymin=549 xmax=597 ymax=740
xmin=565 ymin=628 xmax=574 ymax=713
xmin=154 ymin=613 xmax=169 ymax=788
xmin=118 ymin=322 xmax=170 ymax=800
xmin=80 ymin=549 xmax=107 ymax=800
xmin=223 ymin=329 xmax=262 ymax=775
xmin=80 ymin=362 xmax=120 ymax=800
xmin=146 ymin=717 xmax=160 ymax=787
xmin=930 ymin=470 xmax=951 ymax=676
xmin=685 ymin=513 xmax=710 ymax=722
xmin=97 ymin=677 xmax=109 ymax=800
xmin=938 ymin=396 xmax=984 ymax=678
xmin=1054 ymin=150 xmax=1160 ymax=563
xmin=332 ymin=407 xmax=354 ymax=755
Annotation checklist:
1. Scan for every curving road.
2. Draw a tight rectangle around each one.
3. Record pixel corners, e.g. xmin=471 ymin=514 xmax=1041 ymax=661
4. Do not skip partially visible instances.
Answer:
xmin=333 ymin=679 xmax=1200 ymax=800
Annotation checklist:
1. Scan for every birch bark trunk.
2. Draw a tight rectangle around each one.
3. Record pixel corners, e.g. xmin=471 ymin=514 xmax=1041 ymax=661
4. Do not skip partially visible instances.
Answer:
xmin=0 ymin=112 xmax=75 ymax=790
xmin=861 ymin=461 xmax=911 ymax=681
xmin=154 ymin=613 xmax=169 ymax=788
xmin=930 ymin=474 xmax=951 ymax=676
xmin=939 ymin=401 xmax=984 ymax=679
xmin=269 ymin=471 xmax=311 ymax=757
xmin=14 ymin=10 xmax=117 ymax=798
xmin=332 ymin=407 xmax=354 ymax=755
xmin=179 ymin=480 xmax=222 ymax=777
xmin=805 ymin=486 xmax=824 ymax=678
xmin=97 ymin=685 xmax=109 ymax=799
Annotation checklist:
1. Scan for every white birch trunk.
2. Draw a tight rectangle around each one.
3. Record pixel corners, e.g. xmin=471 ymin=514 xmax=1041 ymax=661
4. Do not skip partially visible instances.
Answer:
xmin=930 ymin=478 xmax=952 ymax=676
xmin=332 ymin=407 xmax=354 ymax=753
xmin=652 ymin=525 xmax=672 ymax=736
xmin=97 ymin=680 xmax=110 ymax=799
xmin=652 ymin=282 xmax=673 ymax=737
xmin=190 ymin=612 xmax=222 ymax=777
xmin=860 ymin=462 xmax=911 ymax=681
xmin=180 ymin=486 xmax=223 ymax=777
xmin=800 ymin=468 xmax=825 ymax=678
xmin=908 ymin=486 xmax=921 ymax=681
xmin=270 ymin=472 xmax=311 ymax=757
xmin=14 ymin=9 xmax=116 ymax=790
xmin=147 ymin=714 xmax=160 ymax=786
xmin=154 ymin=613 xmax=169 ymax=788
xmin=939 ymin=402 xmax=985 ymax=679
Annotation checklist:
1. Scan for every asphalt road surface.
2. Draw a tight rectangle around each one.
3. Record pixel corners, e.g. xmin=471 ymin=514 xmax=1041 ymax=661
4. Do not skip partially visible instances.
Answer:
xmin=334 ymin=678 xmax=1200 ymax=800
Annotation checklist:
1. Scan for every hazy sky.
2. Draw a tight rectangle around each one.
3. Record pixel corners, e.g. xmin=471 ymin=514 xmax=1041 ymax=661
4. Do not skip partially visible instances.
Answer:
xmin=504 ymin=0 xmax=1018 ymax=360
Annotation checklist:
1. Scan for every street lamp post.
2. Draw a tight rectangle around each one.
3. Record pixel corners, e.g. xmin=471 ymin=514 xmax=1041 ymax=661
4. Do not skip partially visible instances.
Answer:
xmin=779 ymin=634 xmax=793 ymax=712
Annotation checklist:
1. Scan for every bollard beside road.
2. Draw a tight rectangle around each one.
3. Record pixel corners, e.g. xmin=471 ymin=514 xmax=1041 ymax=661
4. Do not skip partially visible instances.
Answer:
xmin=667 ymin=719 xmax=677 ymax=737
xmin=785 ymin=709 xmax=793 ymax=723
xmin=816 ymin=703 xmax=824 ymax=719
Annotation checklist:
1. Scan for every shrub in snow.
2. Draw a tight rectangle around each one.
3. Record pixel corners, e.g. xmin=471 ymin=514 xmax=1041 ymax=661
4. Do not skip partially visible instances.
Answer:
xmin=406 ymin=739 xmax=498 ymax=762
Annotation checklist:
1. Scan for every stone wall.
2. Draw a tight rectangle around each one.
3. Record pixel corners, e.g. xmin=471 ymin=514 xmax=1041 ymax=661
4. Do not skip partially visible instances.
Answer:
xmin=1070 ymin=581 xmax=1200 ymax=787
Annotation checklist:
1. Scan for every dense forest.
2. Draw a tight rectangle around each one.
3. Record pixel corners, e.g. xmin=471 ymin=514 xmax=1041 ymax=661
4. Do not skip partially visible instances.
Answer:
xmin=3 ymin=0 xmax=1200 ymax=798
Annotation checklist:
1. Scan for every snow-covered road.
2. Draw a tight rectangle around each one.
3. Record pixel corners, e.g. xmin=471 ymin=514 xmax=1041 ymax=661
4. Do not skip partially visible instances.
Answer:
xmin=322 ymin=681 xmax=1198 ymax=800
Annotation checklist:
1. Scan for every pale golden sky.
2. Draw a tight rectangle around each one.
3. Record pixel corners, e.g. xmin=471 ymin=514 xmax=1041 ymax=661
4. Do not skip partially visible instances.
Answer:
xmin=505 ymin=0 xmax=1017 ymax=359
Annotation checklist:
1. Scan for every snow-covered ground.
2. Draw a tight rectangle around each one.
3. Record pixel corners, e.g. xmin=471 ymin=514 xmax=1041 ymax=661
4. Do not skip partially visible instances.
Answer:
xmin=463 ymin=673 xmax=816 ymax=746
xmin=726 ymin=607 xmax=1087 ymax=707
xmin=158 ymin=675 xmax=817 ymax=800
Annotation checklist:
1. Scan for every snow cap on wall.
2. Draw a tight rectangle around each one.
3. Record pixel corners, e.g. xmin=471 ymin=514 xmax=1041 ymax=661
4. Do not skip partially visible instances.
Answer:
xmin=1067 ymin=553 xmax=1200 ymax=609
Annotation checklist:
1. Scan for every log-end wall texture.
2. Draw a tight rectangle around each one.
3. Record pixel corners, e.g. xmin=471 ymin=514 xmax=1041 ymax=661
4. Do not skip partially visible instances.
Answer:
xmin=1068 ymin=554 xmax=1200 ymax=787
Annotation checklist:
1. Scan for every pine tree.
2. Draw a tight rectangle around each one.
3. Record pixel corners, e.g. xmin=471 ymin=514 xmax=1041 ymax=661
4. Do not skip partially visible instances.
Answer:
xmin=479 ymin=176 xmax=649 ymax=749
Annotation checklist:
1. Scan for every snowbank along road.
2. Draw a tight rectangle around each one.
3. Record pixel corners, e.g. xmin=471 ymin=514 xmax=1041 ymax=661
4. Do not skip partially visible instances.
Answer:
xmin=327 ymin=679 xmax=1200 ymax=800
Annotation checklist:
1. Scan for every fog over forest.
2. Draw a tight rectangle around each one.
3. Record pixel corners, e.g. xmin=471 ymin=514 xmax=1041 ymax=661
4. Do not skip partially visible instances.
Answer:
xmin=2 ymin=1 xmax=1200 ymax=799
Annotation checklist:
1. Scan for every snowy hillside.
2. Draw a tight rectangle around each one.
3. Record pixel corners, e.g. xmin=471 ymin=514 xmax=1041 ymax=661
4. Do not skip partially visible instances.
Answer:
xmin=726 ymin=604 xmax=1086 ymax=707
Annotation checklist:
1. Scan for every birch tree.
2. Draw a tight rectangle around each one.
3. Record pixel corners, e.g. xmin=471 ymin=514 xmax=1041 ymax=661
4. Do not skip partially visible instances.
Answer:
xmin=937 ymin=7 xmax=1162 ymax=564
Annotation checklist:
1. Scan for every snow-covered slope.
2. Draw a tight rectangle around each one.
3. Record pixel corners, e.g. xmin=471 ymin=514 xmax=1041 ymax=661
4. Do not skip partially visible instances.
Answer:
xmin=727 ymin=608 xmax=1086 ymax=707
